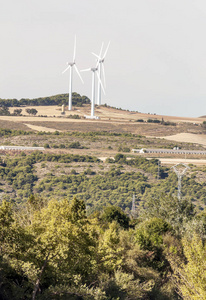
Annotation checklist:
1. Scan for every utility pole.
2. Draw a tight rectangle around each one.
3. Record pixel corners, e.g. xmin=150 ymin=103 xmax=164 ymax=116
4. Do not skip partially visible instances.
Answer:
xmin=131 ymin=193 xmax=138 ymax=218
xmin=131 ymin=193 xmax=136 ymax=214
xmin=157 ymin=160 xmax=160 ymax=180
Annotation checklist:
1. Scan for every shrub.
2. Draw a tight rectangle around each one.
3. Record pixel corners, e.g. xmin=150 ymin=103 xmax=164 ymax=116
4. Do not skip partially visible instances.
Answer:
xmin=68 ymin=141 xmax=82 ymax=149
xmin=147 ymin=119 xmax=161 ymax=123
xmin=59 ymin=144 xmax=66 ymax=149
xmin=135 ymin=218 xmax=172 ymax=251
xmin=44 ymin=143 xmax=50 ymax=149
xmin=84 ymin=168 xmax=95 ymax=175
xmin=101 ymin=205 xmax=130 ymax=229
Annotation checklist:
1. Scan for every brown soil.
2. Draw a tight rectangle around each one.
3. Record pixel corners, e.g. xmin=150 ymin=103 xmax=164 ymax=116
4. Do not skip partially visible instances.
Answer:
xmin=0 ymin=104 xmax=204 ymax=137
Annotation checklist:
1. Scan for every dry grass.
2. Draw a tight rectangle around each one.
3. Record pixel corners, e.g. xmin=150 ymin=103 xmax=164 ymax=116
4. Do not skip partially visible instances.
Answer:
xmin=1 ymin=104 xmax=206 ymax=149
xmin=7 ymin=104 xmax=206 ymax=123
xmin=0 ymin=119 xmax=30 ymax=131
xmin=158 ymin=133 xmax=206 ymax=146
xmin=159 ymin=158 xmax=206 ymax=165
xmin=24 ymin=124 xmax=62 ymax=132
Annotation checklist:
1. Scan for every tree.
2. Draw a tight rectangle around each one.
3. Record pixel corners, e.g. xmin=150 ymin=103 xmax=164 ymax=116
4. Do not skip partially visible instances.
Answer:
xmin=0 ymin=198 xmax=96 ymax=299
xmin=26 ymin=108 xmax=38 ymax=115
xmin=70 ymin=197 xmax=86 ymax=222
xmin=101 ymin=205 xmax=130 ymax=229
xmin=0 ymin=106 xmax=10 ymax=116
xmin=202 ymin=121 xmax=206 ymax=129
xmin=140 ymin=193 xmax=195 ymax=234
xmin=135 ymin=217 xmax=172 ymax=251
xmin=0 ymin=200 xmax=14 ymax=249
xmin=13 ymin=109 xmax=22 ymax=116
xmin=167 ymin=234 xmax=206 ymax=300
xmin=114 ymin=153 xmax=127 ymax=163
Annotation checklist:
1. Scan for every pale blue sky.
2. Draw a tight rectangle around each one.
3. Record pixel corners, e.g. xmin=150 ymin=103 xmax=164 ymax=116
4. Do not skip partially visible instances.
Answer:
xmin=1 ymin=0 xmax=206 ymax=117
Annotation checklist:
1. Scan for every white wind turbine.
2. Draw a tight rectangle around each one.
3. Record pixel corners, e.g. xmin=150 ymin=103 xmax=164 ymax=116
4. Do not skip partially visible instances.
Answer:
xmin=92 ymin=41 xmax=110 ymax=105
xmin=62 ymin=36 xmax=84 ymax=111
xmin=81 ymin=66 xmax=105 ymax=119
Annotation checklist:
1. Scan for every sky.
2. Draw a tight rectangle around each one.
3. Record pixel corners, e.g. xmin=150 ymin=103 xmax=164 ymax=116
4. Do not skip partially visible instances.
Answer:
xmin=1 ymin=0 xmax=206 ymax=117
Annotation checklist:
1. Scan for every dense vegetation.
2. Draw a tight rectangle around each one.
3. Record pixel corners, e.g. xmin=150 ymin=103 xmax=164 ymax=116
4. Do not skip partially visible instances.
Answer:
xmin=1 ymin=128 xmax=204 ymax=151
xmin=0 ymin=194 xmax=205 ymax=299
xmin=0 ymin=93 xmax=90 ymax=108
xmin=0 ymin=125 xmax=206 ymax=299
xmin=0 ymin=151 xmax=206 ymax=212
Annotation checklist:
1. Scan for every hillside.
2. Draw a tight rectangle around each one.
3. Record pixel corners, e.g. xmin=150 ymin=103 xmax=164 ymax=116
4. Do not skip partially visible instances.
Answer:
xmin=1 ymin=97 xmax=206 ymax=299
xmin=0 ymin=93 xmax=90 ymax=107
xmin=1 ymin=99 xmax=206 ymax=211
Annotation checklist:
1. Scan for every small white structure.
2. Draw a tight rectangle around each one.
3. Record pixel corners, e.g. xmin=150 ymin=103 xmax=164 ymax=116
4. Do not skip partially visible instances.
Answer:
xmin=139 ymin=148 xmax=146 ymax=154
xmin=61 ymin=104 xmax=65 ymax=115
xmin=84 ymin=115 xmax=100 ymax=120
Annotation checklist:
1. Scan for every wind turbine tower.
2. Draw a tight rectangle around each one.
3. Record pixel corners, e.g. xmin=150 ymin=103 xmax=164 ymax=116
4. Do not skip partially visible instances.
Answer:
xmin=62 ymin=36 xmax=84 ymax=111
xmin=92 ymin=42 xmax=110 ymax=105
xmin=81 ymin=66 xmax=105 ymax=119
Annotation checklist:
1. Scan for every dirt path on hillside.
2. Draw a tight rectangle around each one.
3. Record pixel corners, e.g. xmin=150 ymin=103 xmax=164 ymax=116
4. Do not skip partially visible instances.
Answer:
xmin=24 ymin=124 xmax=63 ymax=132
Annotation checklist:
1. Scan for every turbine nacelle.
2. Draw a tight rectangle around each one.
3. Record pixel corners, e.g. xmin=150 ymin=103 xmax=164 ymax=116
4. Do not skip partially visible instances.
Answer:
xmin=81 ymin=65 xmax=105 ymax=95
xmin=67 ymin=62 xmax=75 ymax=66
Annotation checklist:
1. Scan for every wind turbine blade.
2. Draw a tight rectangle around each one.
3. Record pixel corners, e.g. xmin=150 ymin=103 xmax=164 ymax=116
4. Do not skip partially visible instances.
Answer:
xmin=73 ymin=35 xmax=76 ymax=62
xmin=99 ymin=42 xmax=104 ymax=57
xmin=92 ymin=52 xmax=100 ymax=68
xmin=74 ymin=64 xmax=84 ymax=84
xmin=96 ymin=70 xmax=105 ymax=95
xmin=80 ymin=68 xmax=91 ymax=72
xmin=62 ymin=65 xmax=70 ymax=74
xmin=103 ymin=41 xmax=110 ymax=59
xmin=102 ymin=63 xmax=106 ymax=88
xmin=92 ymin=52 xmax=101 ymax=60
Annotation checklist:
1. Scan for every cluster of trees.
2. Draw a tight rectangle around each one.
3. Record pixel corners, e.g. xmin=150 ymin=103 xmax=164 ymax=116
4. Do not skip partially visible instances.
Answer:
xmin=0 ymin=129 xmax=32 ymax=137
xmin=0 ymin=93 xmax=90 ymax=108
xmin=0 ymin=106 xmax=11 ymax=116
xmin=0 ymin=107 xmax=37 ymax=116
xmin=0 ymin=152 xmax=100 ymax=197
xmin=0 ymin=152 xmax=206 ymax=212
xmin=0 ymin=194 xmax=205 ymax=299
xmin=0 ymin=107 xmax=23 ymax=116
xmin=26 ymin=108 xmax=38 ymax=116
xmin=0 ymin=128 xmax=138 ymax=138
xmin=136 ymin=118 xmax=176 ymax=126
xmin=50 ymin=141 xmax=84 ymax=149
